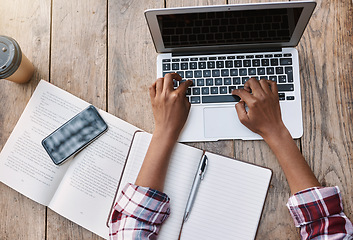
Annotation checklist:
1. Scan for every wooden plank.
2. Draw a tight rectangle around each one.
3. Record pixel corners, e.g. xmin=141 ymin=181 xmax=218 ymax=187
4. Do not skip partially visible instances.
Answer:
xmin=48 ymin=0 xmax=107 ymax=239
xmin=298 ymin=0 xmax=353 ymax=221
xmin=226 ymin=0 xmax=298 ymax=239
xmin=107 ymin=0 xmax=164 ymax=133
xmin=0 ymin=0 xmax=50 ymax=239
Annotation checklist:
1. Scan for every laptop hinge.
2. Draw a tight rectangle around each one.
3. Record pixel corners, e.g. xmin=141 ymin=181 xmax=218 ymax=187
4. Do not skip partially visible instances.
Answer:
xmin=171 ymin=48 xmax=282 ymax=57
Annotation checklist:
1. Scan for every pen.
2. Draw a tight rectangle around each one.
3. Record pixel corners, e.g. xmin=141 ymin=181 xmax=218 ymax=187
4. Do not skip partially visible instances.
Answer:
xmin=183 ymin=154 xmax=208 ymax=222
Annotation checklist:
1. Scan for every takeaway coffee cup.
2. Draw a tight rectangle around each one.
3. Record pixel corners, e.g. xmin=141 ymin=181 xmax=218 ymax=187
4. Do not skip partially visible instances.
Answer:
xmin=0 ymin=35 xmax=34 ymax=83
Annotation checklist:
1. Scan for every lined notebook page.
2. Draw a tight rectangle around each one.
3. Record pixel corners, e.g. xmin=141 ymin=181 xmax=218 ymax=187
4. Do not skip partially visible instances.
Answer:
xmin=117 ymin=132 xmax=203 ymax=240
xmin=180 ymin=151 xmax=272 ymax=240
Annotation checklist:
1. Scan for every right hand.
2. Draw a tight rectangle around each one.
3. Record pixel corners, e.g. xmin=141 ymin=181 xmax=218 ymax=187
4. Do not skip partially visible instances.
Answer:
xmin=232 ymin=78 xmax=287 ymax=140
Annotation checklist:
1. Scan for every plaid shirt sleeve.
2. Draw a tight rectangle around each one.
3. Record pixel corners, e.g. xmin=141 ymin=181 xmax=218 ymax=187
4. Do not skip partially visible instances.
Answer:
xmin=109 ymin=183 xmax=170 ymax=240
xmin=287 ymin=186 xmax=353 ymax=239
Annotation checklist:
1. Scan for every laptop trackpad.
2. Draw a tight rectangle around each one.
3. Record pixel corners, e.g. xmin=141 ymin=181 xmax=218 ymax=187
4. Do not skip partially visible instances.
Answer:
xmin=203 ymin=106 xmax=255 ymax=139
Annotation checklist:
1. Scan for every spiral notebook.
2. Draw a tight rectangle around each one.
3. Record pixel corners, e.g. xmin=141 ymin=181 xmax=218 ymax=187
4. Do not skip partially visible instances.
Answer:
xmin=114 ymin=131 xmax=272 ymax=240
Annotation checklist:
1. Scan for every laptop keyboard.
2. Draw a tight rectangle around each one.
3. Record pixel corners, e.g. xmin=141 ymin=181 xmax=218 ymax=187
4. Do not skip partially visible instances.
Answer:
xmin=162 ymin=52 xmax=295 ymax=104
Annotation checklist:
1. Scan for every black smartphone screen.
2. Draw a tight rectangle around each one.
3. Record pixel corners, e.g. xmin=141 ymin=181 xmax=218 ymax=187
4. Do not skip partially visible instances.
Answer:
xmin=42 ymin=105 xmax=108 ymax=165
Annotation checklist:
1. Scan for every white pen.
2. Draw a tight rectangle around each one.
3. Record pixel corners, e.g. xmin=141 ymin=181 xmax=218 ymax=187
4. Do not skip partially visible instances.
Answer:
xmin=183 ymin=154 xmax=208 ymax=222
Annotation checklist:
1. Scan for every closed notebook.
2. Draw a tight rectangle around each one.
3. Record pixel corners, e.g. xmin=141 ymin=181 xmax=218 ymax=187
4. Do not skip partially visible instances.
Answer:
xmin=116 ymin=131 xmax=272 ymax=240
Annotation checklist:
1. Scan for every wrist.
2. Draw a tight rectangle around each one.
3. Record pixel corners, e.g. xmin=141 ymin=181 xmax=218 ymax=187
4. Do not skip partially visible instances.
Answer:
xmin=262 ymin=124 xmax=292 ymax=147
xmin=153 ymin=127 xmax=180 ymax=145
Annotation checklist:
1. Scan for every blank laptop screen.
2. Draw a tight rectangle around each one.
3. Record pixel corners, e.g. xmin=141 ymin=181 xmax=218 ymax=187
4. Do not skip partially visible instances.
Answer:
xmin=157 ymin=8 xmax=303 ymax=48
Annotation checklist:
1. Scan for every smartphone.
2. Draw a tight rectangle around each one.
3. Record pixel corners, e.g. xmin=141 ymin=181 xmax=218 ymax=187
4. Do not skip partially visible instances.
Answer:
xmin=42 ymin=105 xmax=108 ymax=165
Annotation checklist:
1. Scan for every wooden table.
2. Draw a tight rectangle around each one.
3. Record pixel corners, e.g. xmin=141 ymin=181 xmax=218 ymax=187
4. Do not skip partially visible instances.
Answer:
xmin=1 ymin=0 xmax=352 ymax=239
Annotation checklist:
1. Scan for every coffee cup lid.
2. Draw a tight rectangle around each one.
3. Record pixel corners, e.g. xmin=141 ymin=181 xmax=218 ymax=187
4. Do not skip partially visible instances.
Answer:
xmin=0 ymin=36 xmax=22 ymax=79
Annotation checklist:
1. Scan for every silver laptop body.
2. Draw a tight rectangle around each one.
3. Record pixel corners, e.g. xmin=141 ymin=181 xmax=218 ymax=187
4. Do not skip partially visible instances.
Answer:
xmin=145 ymin=1 xmax=316 ymax=142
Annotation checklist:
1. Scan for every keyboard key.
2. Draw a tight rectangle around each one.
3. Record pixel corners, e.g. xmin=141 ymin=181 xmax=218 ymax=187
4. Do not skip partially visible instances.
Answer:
xmin=200 ymin=57 xmax=207 ymax=61
xmin=265 ymin=54 xmax=273 ymax=58
xmin=193 ymin=87 xmax=201 ymax=95
xmin=277 ymin=84 xmax=294 ymax=92
xmin=215 ymin=78 xmax=223 ymax=85
xmin=266 ymin=67 xmax=275 ymax=75
xmin=194 ymin=70 xmax=202 ymax=78
xmin=163 ymin=63 xmax=171 ymax=71
xmin=176 ymin=71 xmax=184 ymax=78
xmin=216 ymin=61 xmax=224 ymax=68
xmin=190 ymin=79 xmax=196 ymax=86
xmin=270 ymin=59 xmax=279 ymax=66
xmin=278 ymin=75 xmax=286 ymax=83
xmin=237 ymin=55 xmax=245 ymax=59
xmin=190 ymin=62 xmax=197 ymax=69
xmin=233 ymin=77 xmax=241 ymax=85
xmin=261 ymin=59 xmax=269 ymax=66
xmin=172 ymin=63 xmax=179 ymax=70
xmin=220 ymin=87 xmax=227 ymax=94
xmin=255 ymin=55 xmax=263 ymax=58
xmin=229 ymin=86 xmax=236 ymax=93
xmin=252 ymin=59 xmax=260 ymax=67
xmin=198 ymin=62 xmax=207 ymax=69
xmin=274 ymin=54 xmax=282 ymax=57
xmin=207 ymin=61 xmax=215 ymax=69
xmin=191 ymin=96 xmax=201 ymax=104
xmin=181 ymin=63 xmax=188 ymax=70
xmin=242 ymin=77 xmax=250 ymax=84
xmin=202 ymin=87 xmax=210 ymax=95
xmin=186 ymin=71 xmax=193 ymax=78
xmin=203 ymin=70 xmax=211 ymax=77
xmin=286 ymin=96 xmax=295 ymax=100
xmin=269 ymin=76 xmax=277 ymax=82
xmin=209 ymin=57 xmax=217 ymax=60
xmin=202 ymin=95 xmax=241 ymax=103
xmin=197 ymin=79 xmax=205 ymax=86
xmin=190 ymin=58 xmax=198 ymax=61
xmin=234 ymin=60 xmax=242 ymax=67
xmin=239 ymin=69 xmax=247 ymax=76
xmin=206 ymin=78 xmax=213 ymax=86
xmin=284 ymin=53 xmax=292 ymax=57
xmin=280 ymin=58 xmax=293 ymax=65
xmin=238 ymin=86 xmax=244 ymax=89
xmin=221 ymin=69 xmax=229 ymax=76
xmin=227 ymin=56 xmax=235 ymax=59
xmin=279 ymin=93 xmax=285 ymax=101
xmin=162 ymin=59 xmax=171 ymax=62
xmin=225 ymin=60 xmax=233 ymax=68
xmin=224 ymin=78 xmax=232 ymax=85
xmin=276 ymin=67 xmax=284 ymax=74
xmin=181 ymin=58 xmax=189 ymax=61
xmin=243 ymin=60 xmax=251 ymax=67
xmin=247 ymin=68 xmax=255 ymax=75
xmin=285 ymin=67 xmax=293 ymax=82
xmin=218 ymin=56 xmax=226 ymax=60
xmin=186 ymin=88 xmax=191 ymax=95
xmin=172 ymin=59 xmax=180 ymax=62
xmin=257 ymin=68 xmax=266 ymax=75
xmin=163 ymin=71 xmax=173 ymax=77
xmin=211 ymin=87 xmax=218 ymax=94
xmin=246 ymin=55 xmax=254 ymax=58
xmin=212 ymin=70 xmax=220 ymax=77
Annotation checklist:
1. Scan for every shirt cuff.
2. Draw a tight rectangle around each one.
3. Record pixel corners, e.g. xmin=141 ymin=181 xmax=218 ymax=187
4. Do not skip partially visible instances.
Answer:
xmin=286 ymin=186 xmax=343 ymax=227
xmin=114 ymin=183 xmax=170 ymax=225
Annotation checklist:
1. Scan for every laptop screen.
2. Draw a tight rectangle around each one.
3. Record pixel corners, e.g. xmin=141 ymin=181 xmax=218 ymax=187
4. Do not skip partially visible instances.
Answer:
xmin=157 ymin=8 xmax=303 ymax=49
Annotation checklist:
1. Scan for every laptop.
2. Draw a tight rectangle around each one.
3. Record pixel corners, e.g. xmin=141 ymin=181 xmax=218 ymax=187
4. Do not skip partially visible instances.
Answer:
xmin=145 ymin=1 xmax=316 ymax=142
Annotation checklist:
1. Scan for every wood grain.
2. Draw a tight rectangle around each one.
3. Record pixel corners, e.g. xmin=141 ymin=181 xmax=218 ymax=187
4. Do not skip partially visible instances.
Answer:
xmin=298 ymin=0 xmax=353 ymax=221
xmin=48 ymin=0 xmax=107 ymax=239
xmin=107 ymin=0 xmax=164 ymax=133
xmin=0 ymin=0 xmax=50 ymax=239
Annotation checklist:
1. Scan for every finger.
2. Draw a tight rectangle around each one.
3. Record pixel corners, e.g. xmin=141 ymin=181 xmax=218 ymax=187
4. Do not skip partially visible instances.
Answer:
xmin=232 ymin=88 xmax=253 ymax=103
xmin=176 ymin=80 xmax=192 ymax=94
xmin=155 ymin=78 xmax=164 ymax=95
xmin=259 ymin=78 xmax=272 ymax=95
xmin=244 ymin=78 xmax=264 ymax=96
xmin=149 ymin=81 xmax=156 ymax=99
xmin=235 ymin=100 xmax=249 ymax=124
xmin=267 ymin=79 xmax=278 ymax=96
xmin=163 ymin=73 xmax=176 ymax=92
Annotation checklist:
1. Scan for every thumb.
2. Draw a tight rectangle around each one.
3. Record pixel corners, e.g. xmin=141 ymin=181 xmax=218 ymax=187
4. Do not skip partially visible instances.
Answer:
xmin=235 ymin=100 xmax=249 ymax=125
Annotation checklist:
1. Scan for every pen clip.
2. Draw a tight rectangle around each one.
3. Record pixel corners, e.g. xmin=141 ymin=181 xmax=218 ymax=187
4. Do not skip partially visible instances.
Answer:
xmin=200 ymin=155 xmax=208 ymax=180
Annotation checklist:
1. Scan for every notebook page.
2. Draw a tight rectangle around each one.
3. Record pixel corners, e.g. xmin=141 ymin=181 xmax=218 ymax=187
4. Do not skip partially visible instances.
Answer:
xmin=117 ymin=132 xmax=203 ymax=240
xmin=180 ymin=151 xmax=272 ymax=240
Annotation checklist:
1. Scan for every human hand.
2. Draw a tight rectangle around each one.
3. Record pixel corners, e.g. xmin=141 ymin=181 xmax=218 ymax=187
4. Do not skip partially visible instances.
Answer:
xmin=232 ymin=78 xmax=287 ymax=140
xmin=149 ymin=73 xmax=192 ymax=141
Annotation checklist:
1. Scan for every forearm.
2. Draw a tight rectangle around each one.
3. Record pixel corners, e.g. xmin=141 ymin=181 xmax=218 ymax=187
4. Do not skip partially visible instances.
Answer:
xmin=263 ymin=128 xmax=320 ymax=194
xmin=135 ymin=130 xmax=177 ymax=192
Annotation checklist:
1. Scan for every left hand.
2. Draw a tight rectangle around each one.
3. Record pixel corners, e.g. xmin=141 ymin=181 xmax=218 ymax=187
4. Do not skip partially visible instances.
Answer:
xmin=149 ymin=73 xmax=192 ymax=140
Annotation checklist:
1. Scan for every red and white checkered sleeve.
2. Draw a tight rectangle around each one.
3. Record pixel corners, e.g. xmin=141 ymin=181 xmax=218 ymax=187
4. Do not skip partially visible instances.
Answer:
xmin=109 ymin=183 xmax=170 ymax=240
xmin=286 ymin=186 xmax=353 ymax=239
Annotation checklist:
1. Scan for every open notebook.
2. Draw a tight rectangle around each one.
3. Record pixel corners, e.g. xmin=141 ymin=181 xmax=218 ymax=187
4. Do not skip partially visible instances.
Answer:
xmin=116 ymin=131 xmax=272 ymax=239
